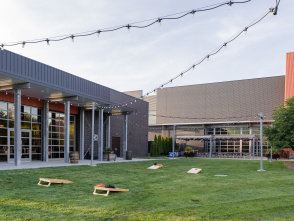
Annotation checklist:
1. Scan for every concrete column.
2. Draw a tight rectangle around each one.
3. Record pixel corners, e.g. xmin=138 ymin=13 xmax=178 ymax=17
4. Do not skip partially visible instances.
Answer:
xmin=64 ymin=101 xmax=70 ymax=163
xmin=14 ymin=89 xmax=21 ymax=166
xmin=123 ymin=114 xmax=128 ymax=160
xmin=249 ymin=127 xmax=253 ymax=154
xmin=43 ymin=102 xmax=49 ymax=162
xmin=106 ymin=115 xmax=111 ymax=148
xmin=252 ymin=136 xmax=255 ymax=159
xmin=98 ymin=108 xmax=104 ymax=161
xmin=91 ymin=102 xmax=95 ymax=164
xmin=172 ymin=125 xmax=176 ymax=159
xmin=209 ymin=136 xmax=213 ymax=158
xmin=79 ymin=109 xmax=85 ymax=160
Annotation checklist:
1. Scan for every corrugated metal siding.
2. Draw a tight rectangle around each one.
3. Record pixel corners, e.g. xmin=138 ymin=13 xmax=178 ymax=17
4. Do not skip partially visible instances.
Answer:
xmin=285 ymin=52 xmax=294 ymax=100
xmin=156 ymin=76 xmax=285 ymax=124
xmin=0 ymin=50 xmax=110 ymax=103
xmin=110 ymin=90 xmax=149 ymax=157
xmin=144 ymin=95 xmax=157 ymax=111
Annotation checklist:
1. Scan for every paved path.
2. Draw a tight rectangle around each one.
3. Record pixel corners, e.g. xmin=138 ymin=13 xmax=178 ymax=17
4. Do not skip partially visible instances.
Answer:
xmin=0 ymin=158 xmax=157 ymax=171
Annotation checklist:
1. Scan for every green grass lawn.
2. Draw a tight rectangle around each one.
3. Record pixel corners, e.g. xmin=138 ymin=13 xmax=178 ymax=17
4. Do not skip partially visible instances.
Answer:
xmin=0 ymin=158 xmax=294 ymax=220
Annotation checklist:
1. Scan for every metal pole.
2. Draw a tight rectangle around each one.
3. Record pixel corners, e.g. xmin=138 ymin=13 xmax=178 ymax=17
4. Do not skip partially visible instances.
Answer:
xmin=14 ymin=89 xmax=21 ymax=166
xmin=172 ymin=125 xmax=175 ymax=159
xmin=252 ymin=136 xmax=255 ymax=160
xmin=79 ymin=109 xmax=85 ymax=160
xmin=270 ymin=146 xmax=273 ymax=162
xmin=91 ymin=102 xmax=95 ymax=164
xmin=209 ymin=136 xmax=212 ymax=158
xmin=258 ymin=112 xmax=265 ymax=171
xmin=123 ymin=114 xmax=128 ymax=160
xmin=98 ymin=108 xmax=104 ymax=161
xmin=64 ymin=101 xmax=70 ymax=163
xmin=43 ymin=101 xmax=49 ymax=162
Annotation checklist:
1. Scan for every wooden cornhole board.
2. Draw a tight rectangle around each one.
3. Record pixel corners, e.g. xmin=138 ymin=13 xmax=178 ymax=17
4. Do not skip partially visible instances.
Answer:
xmin=148 ymin=165 xmax=163 ymax=169
xmin=38 ymin=178 xmax=73 ymax=187
xmin=93 ymin=187 xmax=129 ymax=197
xmin=187 ymin=168 xmax=202 ymax=174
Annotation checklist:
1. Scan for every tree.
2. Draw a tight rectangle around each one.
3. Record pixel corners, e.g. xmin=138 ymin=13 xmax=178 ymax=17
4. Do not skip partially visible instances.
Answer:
xmin=157 ymin=135 xmax=162 ymax=156
xmin=264 ymin=96 xmax=294 ymax=151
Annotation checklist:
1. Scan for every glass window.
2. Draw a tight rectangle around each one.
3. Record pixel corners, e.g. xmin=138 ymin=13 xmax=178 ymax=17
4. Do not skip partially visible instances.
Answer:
xmin=0 ymin=111 xmax=7 ymax=119
xmin=31 ymin=107 xmax=38 ymax=115
xmin=8 ymin=103 xmax=14 ymax=111
xmin=23 ymin=106 xmax=30 ymax=114
xmin=0 ymin=119 xmax=7 ymax=128
xmin=48 ymin=111 xmax=76 ymax=159
xmin=0 ymin=102 xmax=7 ymax=110
xmin=8 ymin=111 xmax=14 ymax=120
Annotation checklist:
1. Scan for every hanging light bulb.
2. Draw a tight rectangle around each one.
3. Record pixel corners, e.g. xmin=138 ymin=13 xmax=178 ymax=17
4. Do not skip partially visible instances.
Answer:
xmin=1 ymin=44 xmax=4 ymax=51
xmin=6 ymin=91 xmax=7 ymax=95
xmin=228 ymin=1 xmax=232 ymax=9
xmin=46 ymin=39 xmax=50 ymax=46
xmin=22 ymin=42 xmax=26 ymax=48
xmin=270 ymin=8 xmax=274 ymax=16
xmin=206 ymin=55 xmax=210 ymax=61
xmin=158 ymin=18 xmax=162 ymax=26
xmin=223 ymin=42 xmax=227 ymax=49
xmin=126 ymin=24 xmax=131 ymax=32
xmin=180 ymin=73 xmax=183 ymax=77
xmin=28 ymin=96 xmax=30 ymax=100
xmin=191 ymin=10 xmax=196 ymax=18
xmin=71 ymin=35 xmax=74 ymax=42
xmin=244 ymin=27 xmax=248 ymax=35
xmin=97 ymin=30 xmax=101 ymax=37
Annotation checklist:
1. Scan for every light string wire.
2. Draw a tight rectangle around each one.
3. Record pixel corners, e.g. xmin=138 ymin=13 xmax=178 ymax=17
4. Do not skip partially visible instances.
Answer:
xmin=144 ymin=8 xmax=274 ymax=96
xmin=0 ymin=0 xmax=253 ymax=49
xmin=99 ymin=1 xmax=279 ymax=110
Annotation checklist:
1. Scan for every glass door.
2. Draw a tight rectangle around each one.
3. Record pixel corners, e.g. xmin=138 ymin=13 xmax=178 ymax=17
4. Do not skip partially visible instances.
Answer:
xmin=8 ymin=129 xmax=32 ymax=162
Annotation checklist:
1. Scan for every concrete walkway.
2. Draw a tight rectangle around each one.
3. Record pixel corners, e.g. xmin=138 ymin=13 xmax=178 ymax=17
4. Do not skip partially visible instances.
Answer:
xmin=0 ymin=158 xmax=157 ymax=171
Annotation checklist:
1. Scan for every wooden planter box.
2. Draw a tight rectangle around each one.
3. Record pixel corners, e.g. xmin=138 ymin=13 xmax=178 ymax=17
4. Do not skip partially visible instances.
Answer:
xmin=103 ymin=153 xmax=116 ymax=161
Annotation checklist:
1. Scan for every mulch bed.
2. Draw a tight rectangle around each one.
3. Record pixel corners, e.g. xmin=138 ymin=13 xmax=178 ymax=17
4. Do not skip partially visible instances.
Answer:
xmin=284 ymin=162 xmax=294 ymax=169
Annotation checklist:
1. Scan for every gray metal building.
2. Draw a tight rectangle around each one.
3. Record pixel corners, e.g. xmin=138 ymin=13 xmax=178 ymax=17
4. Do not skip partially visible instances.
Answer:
xmin=146 ymin=76 xmax=285 ymax=156
xmin=0 ymin=50 xmax=148 ymax=166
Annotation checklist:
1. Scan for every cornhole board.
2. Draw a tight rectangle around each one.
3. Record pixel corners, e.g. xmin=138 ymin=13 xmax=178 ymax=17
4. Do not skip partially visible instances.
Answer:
xmin=38 ymin=178 xmax=73 ymax=187
xmin=187 ymin=168 xmax=202 ymax=174
xmin=93 ymin=187 xmax=129 ymax=196
xmin=148 ymin=165 xmax=163 ymax=169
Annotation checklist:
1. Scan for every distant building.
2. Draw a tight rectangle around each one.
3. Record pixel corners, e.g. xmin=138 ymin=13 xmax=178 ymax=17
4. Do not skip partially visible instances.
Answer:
xmin=144 ymin=52 xmax=294 ymax=157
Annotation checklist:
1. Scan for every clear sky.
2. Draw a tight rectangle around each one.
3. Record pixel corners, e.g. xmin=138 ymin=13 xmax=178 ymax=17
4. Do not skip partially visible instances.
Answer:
xmin=0 ymin=0 xmax=293 ymax=95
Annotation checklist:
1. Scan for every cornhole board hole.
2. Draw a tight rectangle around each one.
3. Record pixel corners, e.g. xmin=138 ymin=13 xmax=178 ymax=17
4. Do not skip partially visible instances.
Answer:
xmin=148 ymin=165 xmax=163 ymax=169
xmin=187 ymin=168 xmax=202 ymax=174
xmin=38 ymin=178 xmax=73 ymax=187
xmin=93 ymin=187 xmax=129 ymax=197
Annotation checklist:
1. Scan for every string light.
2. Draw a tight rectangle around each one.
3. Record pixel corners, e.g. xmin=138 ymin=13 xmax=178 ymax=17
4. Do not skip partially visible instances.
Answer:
xmin=244 ymin=27 xmax=248 ymax=34
xmin=228 ymin=1 xmax=233 ymax=9
xmin=158 ymin=18 xmax=162 ymax=26
xmin=142 ymin=6 xmax=274 ymax=97
xmin=0 ymin=0 xmax=254 ymax=49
